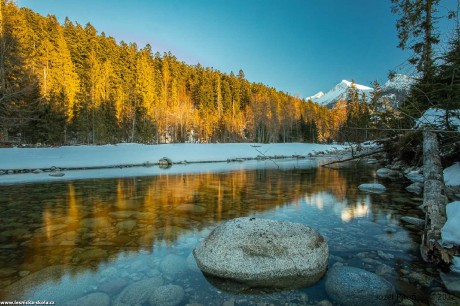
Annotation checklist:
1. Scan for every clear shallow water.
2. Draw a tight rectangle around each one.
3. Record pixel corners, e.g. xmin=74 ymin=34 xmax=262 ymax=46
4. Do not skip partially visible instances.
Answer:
xmin=0 ymin=160 xmax=440 ymax=305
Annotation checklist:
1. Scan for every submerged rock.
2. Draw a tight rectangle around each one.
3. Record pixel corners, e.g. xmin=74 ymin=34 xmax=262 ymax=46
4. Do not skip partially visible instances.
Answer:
xmin=159 ymin=254 xmax=187 ymax=276
xmin=441 ymin=272 xmax=460 ymax=298
xmin=377 ymin=168 xmax=402 ymax=179
xmin=406 ymin=182 xmax=424 ymax=194
xmin=325 ymin=266 xmax=396 ymax=306
xmin=114 ymin=276 xmax=164 ymax=305
xmin=401 ymin=216 xmax=425 ymax=228
xmin=98 ymin=277 xmax=128 ymax=296
xmin=430 ymin=291 xmax=460 ymax=306
xmin=149 ymin=284 xmax=184 ymax=306
xmin=64 ymin=292 xmax=110 ymax=306
xmin=405 ymin=170 xmax=424 ymax=183
xmin=358 ymin=183 xmax=386 ymax=193
xmin=193 ymin=217 xmax=328 ymax=291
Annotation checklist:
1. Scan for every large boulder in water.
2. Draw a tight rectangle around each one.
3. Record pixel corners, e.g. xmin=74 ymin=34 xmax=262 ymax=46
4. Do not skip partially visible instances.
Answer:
xmin=193 ymin=217 xmax=328 ymax=290
xmin=325 ymin=266 xmax=396 ymax=306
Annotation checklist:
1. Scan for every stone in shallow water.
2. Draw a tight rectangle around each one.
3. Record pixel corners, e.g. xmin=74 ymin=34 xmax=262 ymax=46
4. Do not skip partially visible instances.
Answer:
xmin=148 ymin=284 xmax=184 ymax=306
xmin=64 ymin=292 xmax=110 ymax=306
xmin=116 ymin=220 xmax=137 ymax=232
xmin=3 ymin=266 xmax=97 ymax=304
xmin=0 ymin=268 xmax=16 ymax=277
xmin=406 ymin=182 xmax=423 ymax=194
xmin=74 ymin=248 xmax=108 ymax=262
xmin=193 ymin=217 xmax=328 ymax=291
xmin=113 ymin=276 xmax=164 ymax=305
xmin=374 ymin=231 xmax=417 ymax=251
xmin=159 ymin=254 xmax=187 ymax=276
xmin=358 ymin=183 xmax=386 ymax=193
xmin=98 ymin=277 xmax=128 ymax=296
xmin=376 ymin=168 xmax=402 ymax=179
xmin=400 ymin=216 xmax=425 ymax=228
xmin=441 ymin=272 xmax=460 ymax=298
xmin=429 ymin=291 xmax=460 ymax=306
xmin=2 ymin=265 xmax=66 ymax=299
xmin=176 ymin=204 xmax=206 ymax=214
xmin=325 ymin=266 xmax=396 ymax=306
xmin=405 ymin=170 xmax=424 ymax=183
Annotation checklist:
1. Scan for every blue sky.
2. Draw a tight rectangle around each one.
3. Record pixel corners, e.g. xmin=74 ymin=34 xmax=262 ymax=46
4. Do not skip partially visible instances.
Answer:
xmin=17 ymin=0 xmax=458 ymax=98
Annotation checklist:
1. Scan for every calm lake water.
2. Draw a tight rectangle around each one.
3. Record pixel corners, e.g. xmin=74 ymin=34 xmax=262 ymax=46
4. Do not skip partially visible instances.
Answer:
xmin=0 ymin=159 xmax=440 ymax=305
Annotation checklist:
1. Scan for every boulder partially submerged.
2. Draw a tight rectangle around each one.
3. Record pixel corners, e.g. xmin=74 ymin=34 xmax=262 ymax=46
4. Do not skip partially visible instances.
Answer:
xmin=193 ymin=217 xmax=328 ymax=291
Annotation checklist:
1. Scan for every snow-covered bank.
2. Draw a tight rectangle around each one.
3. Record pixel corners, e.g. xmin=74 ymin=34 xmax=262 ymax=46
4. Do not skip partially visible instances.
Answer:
xmin=0 ymin=143 xmax=345 ymax=184
xmin=0 ymin=159 xmax=319 ymax=185
xmin=444 ymin=163 xmax=460 ymax=187
xmin=0 ymin=143 xmax=343 ymax=170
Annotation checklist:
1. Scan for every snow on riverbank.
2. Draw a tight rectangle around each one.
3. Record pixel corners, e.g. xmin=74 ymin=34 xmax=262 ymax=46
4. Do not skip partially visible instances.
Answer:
xmin=444 ymin=163 xmax=460 ymax=187
xmin=0 ymin=143 xmax=345 ymax=184
xmin=0 ymin=143 xmax=343 ymax=170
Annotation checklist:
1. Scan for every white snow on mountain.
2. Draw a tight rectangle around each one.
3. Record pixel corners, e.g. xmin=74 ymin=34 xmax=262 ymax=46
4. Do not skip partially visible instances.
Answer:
xmin=306 ymin=74 xmax=416 ymax=108
xmin=381 ymin=74 xmax=416 ymax=91
xmin=306 ymin=80 xmax=373 ymax=107
xmin=380 ymin=74 xmax=417 ymax=107
xmin=306 ymin=91 xmax=325 ymax=101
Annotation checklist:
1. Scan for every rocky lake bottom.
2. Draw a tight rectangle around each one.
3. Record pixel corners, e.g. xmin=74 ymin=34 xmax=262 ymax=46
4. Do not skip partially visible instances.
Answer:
xmin=0 ymin=159 xmax=457 ymax=305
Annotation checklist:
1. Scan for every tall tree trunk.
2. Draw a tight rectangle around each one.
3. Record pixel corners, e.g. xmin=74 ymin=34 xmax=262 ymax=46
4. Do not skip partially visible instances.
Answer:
xmin=423 ymin=0 xmax=434 ymax=80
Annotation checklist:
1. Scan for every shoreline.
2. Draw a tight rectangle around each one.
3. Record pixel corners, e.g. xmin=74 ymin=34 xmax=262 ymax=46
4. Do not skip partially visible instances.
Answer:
xmin=0 ymin=142 xmax=350 ymax=185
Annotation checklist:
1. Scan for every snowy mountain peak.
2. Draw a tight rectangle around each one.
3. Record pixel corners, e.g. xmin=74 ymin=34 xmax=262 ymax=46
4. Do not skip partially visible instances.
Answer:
xmin=341 ymin=80 xmax=372 ymax=91
xmin=306 ymin=79 xmax=373 ymax=107
xmin=306 ymin=75 xmax=415 ymax=108
xmin=382 ymin=74 xmax=416 ymax=91
xmin=306 ymin=91 xmax=325 ymax=100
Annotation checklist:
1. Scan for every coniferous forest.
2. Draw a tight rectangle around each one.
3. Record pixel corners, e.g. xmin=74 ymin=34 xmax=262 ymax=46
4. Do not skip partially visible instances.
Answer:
xmin=0 ymin=0 xmax=344 ymax=145
xmin=1 ymin=0 xmax=459 ymax=150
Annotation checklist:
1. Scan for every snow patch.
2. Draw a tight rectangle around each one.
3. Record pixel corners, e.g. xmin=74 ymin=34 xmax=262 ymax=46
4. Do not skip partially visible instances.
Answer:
xmin=415 ymin=108 xmax=460 ymax=131
xmin=0 ymin=143 xmax=344 ymax=171
xmin=0 ymin=143 xmax=346 ymax=184
xmin=444 ymin=163 xmax=460 ymax=187
xmin=452 ymin=256 xmax=460 ymax=273
xmin=441 ymin=201 xmax=460 ymax=245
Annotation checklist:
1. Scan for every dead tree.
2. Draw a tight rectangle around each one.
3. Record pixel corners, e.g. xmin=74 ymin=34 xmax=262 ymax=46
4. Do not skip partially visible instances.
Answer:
xmin=421 ymin=130 xmax=451 ymax=264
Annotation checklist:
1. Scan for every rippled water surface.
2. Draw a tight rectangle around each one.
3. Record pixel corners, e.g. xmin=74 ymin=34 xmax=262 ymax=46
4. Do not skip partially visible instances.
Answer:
xmin=0 ymin=159 xmax=439 ymax=305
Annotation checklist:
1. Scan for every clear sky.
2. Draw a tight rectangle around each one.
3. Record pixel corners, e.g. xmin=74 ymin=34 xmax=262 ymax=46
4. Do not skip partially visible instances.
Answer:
xmin=17 ymin=0 xmax=458 ymax=98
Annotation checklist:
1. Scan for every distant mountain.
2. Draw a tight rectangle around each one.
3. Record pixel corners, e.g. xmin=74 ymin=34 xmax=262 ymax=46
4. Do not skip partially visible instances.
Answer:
xmin=306 ymin=91 xmax=325 ymax=101
xmin=306 ymin=75 xmax=416 ymax=108
xmin=380 ymin=74 xmax=417 ymax=108
xmin=306 ymin=80 xmax=373 ymax=107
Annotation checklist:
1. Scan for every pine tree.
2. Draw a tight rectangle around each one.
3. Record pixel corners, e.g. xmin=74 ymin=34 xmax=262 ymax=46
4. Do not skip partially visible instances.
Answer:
xmin=391 ymin=0 xmax=440 ymax=81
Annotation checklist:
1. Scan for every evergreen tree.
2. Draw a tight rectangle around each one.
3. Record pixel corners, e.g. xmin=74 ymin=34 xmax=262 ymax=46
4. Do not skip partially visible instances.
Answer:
xmin=391 ymin=0 xmax=440 ymax=81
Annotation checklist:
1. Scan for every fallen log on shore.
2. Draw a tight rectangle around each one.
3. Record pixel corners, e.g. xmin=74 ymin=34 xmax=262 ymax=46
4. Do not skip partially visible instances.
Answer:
xmin=421 ymin=131 xmax=456 ymax=265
